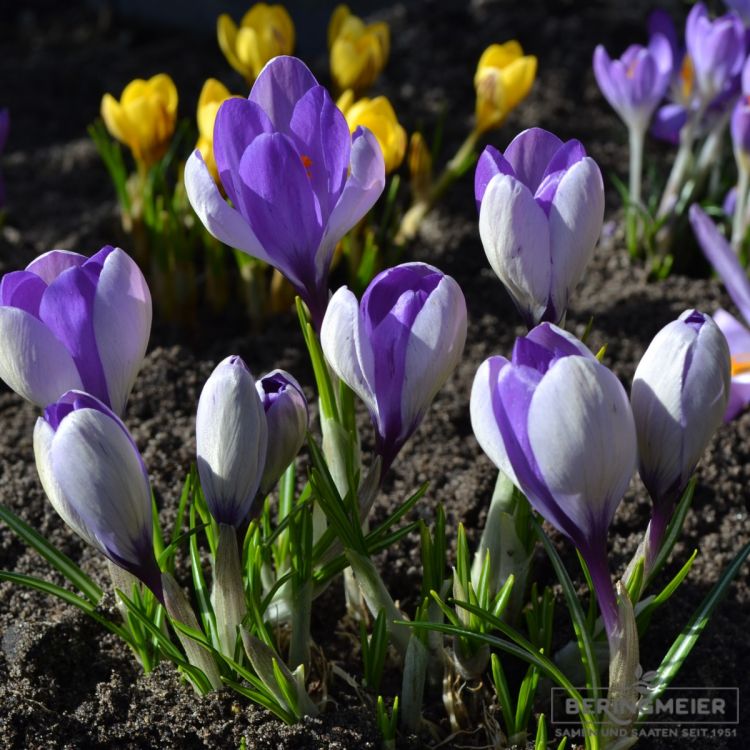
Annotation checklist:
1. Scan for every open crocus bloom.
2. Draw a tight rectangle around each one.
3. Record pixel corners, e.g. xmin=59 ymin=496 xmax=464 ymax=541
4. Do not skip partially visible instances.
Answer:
xmin=475 ymin=127 xmax=604 ymax=327
xmin=690 ymin=204 xmax=750 ymax=420
xmin=471 ymin=324 xmax=637 ymax=640
xmin=34 ymin=391 xmax=162 ymax=600
xmin=185 ymin=56 xmax=385 ymax=327
xmin=0 ymin=246 xmax=151 ymax=414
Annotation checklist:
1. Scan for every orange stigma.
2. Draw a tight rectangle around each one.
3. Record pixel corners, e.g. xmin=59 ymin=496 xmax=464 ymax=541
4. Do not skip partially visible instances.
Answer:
xmin=680 ymin=55 xmax=694 ymax=99
xmin=731 ymin=355 xmax=750 ymax=377
xmin=300 ymin=154 xmax=313 ymax=178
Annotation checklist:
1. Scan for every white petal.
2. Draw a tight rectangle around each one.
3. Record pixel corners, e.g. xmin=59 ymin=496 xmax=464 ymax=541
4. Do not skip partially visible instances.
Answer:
xmin=479 ymin=174 xmax=551 ymax=324
xmin=320 ymin=287 xmax=378 ymax=418
xmin=528 ymin=357 xmax=636 ymax=535
xmin=470 ymin=357 xmax=518 ymax=486
xmin=184 ymin=149 xmax=273 ymax=265
xmin=401 ymin=273 xmax=467 ymax=436
xmin=93 ymin=248 xmax=152 ymax=415
xmin=548 ymin=157 xmax=604 ymax=317
xmin=0 ymin=307 xmax=82 ymax=407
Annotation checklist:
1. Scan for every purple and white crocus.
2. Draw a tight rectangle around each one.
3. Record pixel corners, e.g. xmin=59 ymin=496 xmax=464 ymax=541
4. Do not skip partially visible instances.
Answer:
xmin=631 ymin=309 xmax=730 ymax=570
xmin=471 ymin=324 xmax=637 ymax=642
xmin=321 ymin=262 xmax=467 ymax=474
xmin=690 ymin=205 xmax=750 ymax=420
xmin=0 ymin=246 xmax=151 ymax=414
xmin=196 ymin=356 xmax=268 ymax=527
xmin=185 ymin=55 xmax=386 ymax=327
xmin=256 ymin=369 xmax=308 ymax=496
xmin=475 ymin=128 xmax=604 ymax=327
xmin=34 ymin=390 xmax=162 ymax=599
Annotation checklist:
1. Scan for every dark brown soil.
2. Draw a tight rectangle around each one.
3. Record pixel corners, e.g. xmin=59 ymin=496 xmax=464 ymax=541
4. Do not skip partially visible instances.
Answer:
xmin=1 ymin=1 xmax=748 ymax=748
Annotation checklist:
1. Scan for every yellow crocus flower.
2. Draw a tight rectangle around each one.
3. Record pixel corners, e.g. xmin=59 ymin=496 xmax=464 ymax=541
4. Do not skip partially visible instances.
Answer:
xmin=217 ymin=4 xmax=295 ymax=86
xmin=338 ymin=90 xmax=406 ymax=173
xmin=329 ymin=5 xmax=389 ymax=94
xmin=101 ymin=74 xmax=178 ymax=169
xmin=474 ymin=42 xmax=537 ymax=134
xmin=196 ymin=79 xmax=237 ymax=183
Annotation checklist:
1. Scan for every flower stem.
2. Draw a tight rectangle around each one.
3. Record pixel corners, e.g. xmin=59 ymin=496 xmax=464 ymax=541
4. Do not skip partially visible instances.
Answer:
xmin=626 ymin=126 xmax=645 ymax=257
xmin=212 ymin=523 xmax=247 ymax=659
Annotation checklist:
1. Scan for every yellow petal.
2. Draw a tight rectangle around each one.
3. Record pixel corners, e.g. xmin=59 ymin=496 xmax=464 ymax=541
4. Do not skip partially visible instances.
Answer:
xmin=336 ymin=88 xmax=356 ymax=114
xmin=476 ymin=41 xmax=523 ymax=77
xmin=342 ymin=95 xmax=405 ymax=173
xmin=101 ymin=93 xmax=133 ymax=147
xmin=148 ymin=74 xmax=178 ymax=115
xmin=328 ymin=4 xmax=351 ymax=49
xmin=500 ymin=55 xmax=537 ymax=110
xmin=217 ymin=14 xmax=252 ymax=81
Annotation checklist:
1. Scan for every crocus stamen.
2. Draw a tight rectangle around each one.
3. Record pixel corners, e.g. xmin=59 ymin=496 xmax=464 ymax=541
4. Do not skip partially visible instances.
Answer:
xmin=731 ymin=355 xmax=750 ymax=376
xmin=680 ymin=55 xmax=694 ymax=99
xmin=300 ymin=154 xmax=313 ymax=178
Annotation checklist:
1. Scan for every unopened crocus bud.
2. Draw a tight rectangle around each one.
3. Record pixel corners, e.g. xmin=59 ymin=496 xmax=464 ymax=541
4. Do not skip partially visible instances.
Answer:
xmin=196 ymin=356 xmax=268 ymax=526
xmin=256 ymin=369 xmax=308 ymax=495
xmin=471 ymin=323 xmax=637 ymax=642
xmin=685 ymin=4 xmax=745 ymax=104
xmin=217 ymin=4 xmax=295 ymax=86
xmin=631 ymin=310 xmax=730 ymax=560
xmin=196 ymin=78 xmax=237 ymax=183
xmin=328 ymin=5 xmax=390 ymax=94
xmin=101 ymin=74 xmax=178 ymax=169
xmin=34 ymin=391 xmax=162 ymax=600
xmin=0 ymin=246 xmax=151 ymax=414
xmin=474 ymin=42 xmax=536 ymax=134
xmin=593 ymin=34 xmax=672 ymax=135
xmin=338 ymin=90 xmax=406 ymax=174
xmin=408 ymin=131 xmax=432 ymax=203
xmin=0 ymin=108 xmax=8 ymax=208
xmin=475 ymin=127 xmax=604 ymax=327
xmin=690 ymin=205 xmax=750 ymax=421
xmin=321 ymin=262 xmax=467 ymax=473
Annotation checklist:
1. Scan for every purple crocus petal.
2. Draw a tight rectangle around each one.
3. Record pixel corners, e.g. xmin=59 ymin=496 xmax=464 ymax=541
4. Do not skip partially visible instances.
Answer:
xmin=249 ymin=55 xmax=318 ymax=134
xmin=651 ymin=102 xmax=688 ymax=144
xmin=474 ymin=145 xmax=516 ymax=210
xmin=184 ymin=150 xmax=274 ymax=266
xmin=289 ymin=85 xmax=350 ymax=219
xmin=0 ymin=271 xmax=47 ymax=317
xmin=648 ymin=32 xmax=674 ymax=84
xmin=238 ymin=132 xmax=323 ymax=300
xmin=731 ymin=98 xmax=750 ymax=154
xmin=26 ymin=249 xmax=87 ymax=284
xmin=724 ymin=186 xmax=738 ymax=217
xmin=649 ymin=10 xmax=680 ymax=74
xmin=399 ymin=267 xmax=467 ymax=449
xmin=320 ymin=286 xmax=379 ymax=418
xmin=0 ymin=307 xmax=83 ymax=407
xmin=93 ymin=248 xmax=152 ymax=415
xmin=0 ymin=109 xmax=9 ymax=153
xmin=503 ymin=128 xmax=565 ymax=193
xmin=527 ymin=356 xmax=637 ymax=548
xmin=743 ymin=53 xmax=750 ymax=91
xmin=478 ymin=173 xmax=551 ymax=327
xmin=38 ymin=265 xmax=109 ymax=404
xmin=714 ymin=308 xmax=750 ymax=420
xmin=524 ymin=322 xmax=596 ymax=361
xmin=547 ymin=157 xmax=604 ymax=320
xmin=593 ymin=46 xmax=620 ymax=115
xmin=534 ymin=139 xmax=586 ymax=213
xmin=213 ymin=98 xmax=274 ymax=208
xmin=690 ymin=204 xmax=750 ymax=321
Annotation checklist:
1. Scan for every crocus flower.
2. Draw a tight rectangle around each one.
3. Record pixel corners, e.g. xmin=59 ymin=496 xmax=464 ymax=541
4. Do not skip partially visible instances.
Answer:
xmin=321 ymin=262 xmax=467 ymax=473
xmin=474 ymin=42 xmax=537 ymax=135
xmin=631 ymin=309 xmax=730 ymax=564
xmin=337 ymin=90 xmax=407 ymax=174
xmin=185 ymin=56 xmax=386 ymax=326
xmin=725 ymin=0 xmax=750 ymax=25
xmin=34 ymin=391 xmax=162 ymax=599
xmin=196 ymin=78 xmax=237 ymax=183
xmin=593 ymin=34 xmax=672 ymax=135
xmin=256 ymin=369 xmax=308 ymax=495
xmin=475 ymin=127 xmax=604 ymax=327
xmin=101 ymin=74 xmax=178 ymax=170
xmin=196 ymin=356 xmax=268 ymax=527
xmin=217 ymin=4 xmax=295 ymax=86
xmin=690 ymin=204 xmax=750 ymax=420
xmin=328 ymin=4 xmax=390 ymax=94
xmin=470 ymin=324 xmax=637 ymax=641
xmin=685 ymin=4 xmax=745 ymax=104
xmin=0 ymin=246 xmax=151 ymax=414
xmin=0 ymin=108 xmax=8 ymax=208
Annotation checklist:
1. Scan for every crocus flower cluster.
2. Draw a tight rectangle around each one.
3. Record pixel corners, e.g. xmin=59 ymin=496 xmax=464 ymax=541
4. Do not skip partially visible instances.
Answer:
xmin=0 ymin=247 xmax=151 ymax=414
xmin=321 ymin=262 xmax=467 ymax=473
xmin=101 ymin=74 xmax=178 ymax=170
xmin=185 ymin=56 xmax=386 ymax=327
xmin=217 ymin=3 xmax=295 ymax=86
xmin=475 ymin=127 xmax=604 ymax=327
xmin=328 ymin=5 xmax=390 ymax=94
